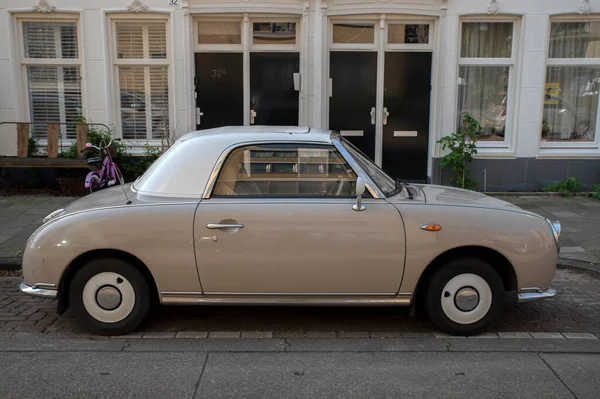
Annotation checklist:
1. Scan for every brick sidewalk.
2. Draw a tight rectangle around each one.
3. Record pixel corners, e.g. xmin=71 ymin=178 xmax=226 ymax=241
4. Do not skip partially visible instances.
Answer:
xmin=1 ymin=269 xmax=599 ymax=337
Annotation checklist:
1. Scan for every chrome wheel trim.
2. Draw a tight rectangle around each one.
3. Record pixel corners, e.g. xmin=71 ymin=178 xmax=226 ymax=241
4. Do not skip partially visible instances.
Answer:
xmin=82 ymin=272 xmax=135 ymax=323
xmin=441 ymin=273 xmax=492 ymax=325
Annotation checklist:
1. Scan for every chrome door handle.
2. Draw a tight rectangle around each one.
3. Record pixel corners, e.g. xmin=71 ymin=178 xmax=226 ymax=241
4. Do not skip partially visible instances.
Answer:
xmin=370 ymin=107 xmax=376 ymax=125
xmin=383 ymin=107 xmax=389 ymax=125
xmin=207 ymin=223 xmax=245 ymax=229
xmin=250 ymin=110 xmax=257 ymax=124
xmin=196 ymin=107 xmax=204 ymax=125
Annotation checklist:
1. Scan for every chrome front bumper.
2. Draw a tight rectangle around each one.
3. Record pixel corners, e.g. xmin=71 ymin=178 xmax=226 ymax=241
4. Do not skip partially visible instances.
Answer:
xmin=19 ymin=282 xmax=58 ymax=299
xmin=517 ymin=286 xmax=557 ymax=303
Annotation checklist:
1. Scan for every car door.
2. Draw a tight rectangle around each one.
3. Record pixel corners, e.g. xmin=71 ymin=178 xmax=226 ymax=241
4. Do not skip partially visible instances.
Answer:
xmin=193 ymin=142 xmax=406 ymax=295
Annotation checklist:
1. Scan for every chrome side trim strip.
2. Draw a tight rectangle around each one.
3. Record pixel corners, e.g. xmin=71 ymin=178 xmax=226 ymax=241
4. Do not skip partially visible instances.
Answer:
xmin=19 ymin=282 xmax=58 ymax=299
xmin=161 ymin=295 xmax=412 ymax=306
xmin=202 ymin=291 xmax=398 ymax=296
xmin=32 ymin=282 xmax=56 ymax=288
xmin=517 ymin=286 xmax=557 ymax=303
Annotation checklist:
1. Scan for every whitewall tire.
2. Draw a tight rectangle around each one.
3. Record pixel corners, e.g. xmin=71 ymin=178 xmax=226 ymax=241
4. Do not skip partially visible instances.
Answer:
xmin=426 ymin=258 xmax=504 ymax=336
xmin=69 ymin=258 xmax=151 ymax=335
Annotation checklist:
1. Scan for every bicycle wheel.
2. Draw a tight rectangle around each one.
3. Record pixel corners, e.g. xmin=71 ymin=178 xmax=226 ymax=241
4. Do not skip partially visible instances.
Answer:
xmin=88 ymin=174 xmax=101 ymax=193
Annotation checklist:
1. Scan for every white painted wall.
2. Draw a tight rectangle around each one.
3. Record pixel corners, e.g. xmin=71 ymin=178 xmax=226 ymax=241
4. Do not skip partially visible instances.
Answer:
xmin=0 ymin=0 xmax=599 ymax=163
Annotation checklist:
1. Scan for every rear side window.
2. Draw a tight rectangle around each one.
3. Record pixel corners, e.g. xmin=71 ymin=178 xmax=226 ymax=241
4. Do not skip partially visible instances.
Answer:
xmin=212 ymin=144 xmax=360 ymax=197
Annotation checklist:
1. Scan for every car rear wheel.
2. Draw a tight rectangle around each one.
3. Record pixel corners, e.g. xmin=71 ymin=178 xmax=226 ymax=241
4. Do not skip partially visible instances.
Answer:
xmin=69 ymin=258 xmax=150 ymax=335
xmin=425 ymin=258 xmax=504 ymax=336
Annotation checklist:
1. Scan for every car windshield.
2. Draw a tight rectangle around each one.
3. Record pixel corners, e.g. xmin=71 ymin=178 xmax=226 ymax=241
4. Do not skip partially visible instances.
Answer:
xmin=340 ymin=138 xmax=397 ymax=197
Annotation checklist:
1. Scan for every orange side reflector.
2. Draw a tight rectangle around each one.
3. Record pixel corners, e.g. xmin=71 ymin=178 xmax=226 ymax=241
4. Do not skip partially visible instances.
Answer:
xmin=421 ymin=224 xmax=442 ymax=232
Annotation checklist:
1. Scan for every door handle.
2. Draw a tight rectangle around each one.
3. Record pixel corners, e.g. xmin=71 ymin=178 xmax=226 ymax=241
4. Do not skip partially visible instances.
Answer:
xmin=196 ymin=107 xmax=204 ymax=125
xmin=383 ymin=107 xmax=390 ymax=125
xmin=370 ymin=107 xmax=376 ymax=125
xmin=250 ymin=109 xmax=257 ymax=124
xmin=207 ymin=223 xmax=245 ymax=229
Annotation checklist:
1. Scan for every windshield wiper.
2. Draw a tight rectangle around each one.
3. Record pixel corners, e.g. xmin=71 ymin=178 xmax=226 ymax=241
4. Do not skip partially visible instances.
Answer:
xmin=395 ymin=178 xmax=414 ymax=200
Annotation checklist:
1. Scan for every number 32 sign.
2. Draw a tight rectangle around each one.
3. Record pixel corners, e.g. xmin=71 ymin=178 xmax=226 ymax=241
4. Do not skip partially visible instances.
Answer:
xmin=168 ymin=0 xmax=180 ymax=7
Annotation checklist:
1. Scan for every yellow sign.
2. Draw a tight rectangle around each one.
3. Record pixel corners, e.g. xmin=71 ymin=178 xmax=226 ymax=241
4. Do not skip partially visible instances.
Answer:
xmin=544 ymin=82 xmax=559 ymax=105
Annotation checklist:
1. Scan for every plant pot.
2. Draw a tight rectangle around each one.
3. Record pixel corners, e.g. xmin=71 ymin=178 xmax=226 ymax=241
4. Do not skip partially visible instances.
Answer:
xmin=56 ymin=177 xmax=88 ymax=197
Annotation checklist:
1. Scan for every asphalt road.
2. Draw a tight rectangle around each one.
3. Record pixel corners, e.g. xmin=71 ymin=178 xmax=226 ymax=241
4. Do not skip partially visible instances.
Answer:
xmin=1 ymin=338 xmax=600 ymax=398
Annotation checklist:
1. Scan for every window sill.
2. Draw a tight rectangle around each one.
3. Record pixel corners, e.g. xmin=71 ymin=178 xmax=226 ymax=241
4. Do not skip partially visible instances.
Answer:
xmin=536 ymin=148 xmax=600 ymax=159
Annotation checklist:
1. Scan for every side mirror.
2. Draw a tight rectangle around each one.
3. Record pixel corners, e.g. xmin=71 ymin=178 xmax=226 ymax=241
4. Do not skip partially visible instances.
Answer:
xmin=353 ymin=177 xmax=366 ymax=211
xmin=85 ymin=143 xmax=92 ymax=148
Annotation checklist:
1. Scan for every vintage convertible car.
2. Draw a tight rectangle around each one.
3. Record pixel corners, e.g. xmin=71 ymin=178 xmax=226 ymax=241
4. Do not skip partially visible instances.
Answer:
xmin=20 ymin=126 xmax=560 ymax=336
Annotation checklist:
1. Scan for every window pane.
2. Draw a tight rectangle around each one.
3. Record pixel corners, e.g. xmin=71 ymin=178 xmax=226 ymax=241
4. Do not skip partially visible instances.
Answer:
xmin=333 ymin=23 xmax=374 ymax=44
xmin=542 ymin=66 xmax=599 ymax=142
xmin=148 ymin=23 xmax=167 ymax=59
xmin=253 ymin=23 xmax=296 ymax=44
xmin=119 ymin=67 xmax=147 ymax=139
xmin=213 ymin=144 xmax=358 ymax=197
xmin=461 ymin=22 xmax=513 ymax=58
xmin=458 ymin=66 xmax=509 ymax=141
xmin=549 ymin=22 xmax=600 ymax=59
xmin=116 ymin=23 xmax=144 ymax=59
xmin=23 ymin=21 xmax=78 ymax=59
xmin=149 ymin=67 xmax=169 ymax=139
xmin=27 ymin=66 xmax=82 ymax=139
xmin=388 ymin=24 xmax=429 ymax=44
xmin=198 ymin=21 xmax=241 ymax=45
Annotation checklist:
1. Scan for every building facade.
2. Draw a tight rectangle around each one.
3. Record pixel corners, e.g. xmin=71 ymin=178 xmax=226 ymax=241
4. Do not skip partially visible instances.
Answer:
xmin=1 ymin=0 xmax=599 ymax=190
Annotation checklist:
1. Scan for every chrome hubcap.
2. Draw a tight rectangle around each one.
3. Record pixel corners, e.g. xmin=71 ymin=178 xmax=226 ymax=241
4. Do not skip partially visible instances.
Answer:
xmin=96 ymin=285 xmax=122 ymax=311
xmin=454 ymin=287 xmax=480 ymax=312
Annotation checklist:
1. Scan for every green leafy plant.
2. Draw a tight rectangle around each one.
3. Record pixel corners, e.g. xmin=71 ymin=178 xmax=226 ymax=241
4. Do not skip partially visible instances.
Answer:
xmin=543 ymin=176 xmax=583 ymax=196
xmin=437 ymin=112 xmax=480 ymax=190
xmin=27 ymin=137 xmax=38 ymax=157
xmin=591 ymin=184 xmax=600 ymax=200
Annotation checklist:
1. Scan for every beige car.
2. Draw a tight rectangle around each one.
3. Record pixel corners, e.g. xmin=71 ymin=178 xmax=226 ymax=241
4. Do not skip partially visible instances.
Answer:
xmin=20 ymin=126 xmax=560 ymax=336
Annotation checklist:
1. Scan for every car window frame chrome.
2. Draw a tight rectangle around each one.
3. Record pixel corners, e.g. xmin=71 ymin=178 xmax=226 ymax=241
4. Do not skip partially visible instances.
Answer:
xmin=202 ymin=137 xmax=384 ymax=200
xmin=331 ymin=133 xmax=385 ymax=199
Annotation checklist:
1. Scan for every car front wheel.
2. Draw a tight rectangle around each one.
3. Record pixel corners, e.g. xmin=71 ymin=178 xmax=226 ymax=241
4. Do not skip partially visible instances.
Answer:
xmin=69 ymin=258 xmax=150 ymax=335
xmin=426 ymin=258 xmax=504 ymax=336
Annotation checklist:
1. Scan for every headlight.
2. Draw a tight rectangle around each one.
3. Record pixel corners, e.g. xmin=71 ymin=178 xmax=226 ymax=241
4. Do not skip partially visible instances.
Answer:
xmin=43 ymin=209 xmax=65 ymax=223
xmin=545 ymin=218 xmax=561 ymax=242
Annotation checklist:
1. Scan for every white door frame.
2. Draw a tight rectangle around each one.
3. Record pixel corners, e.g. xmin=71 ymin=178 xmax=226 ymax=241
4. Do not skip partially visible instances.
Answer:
xmin=192 ymin=14 xmax=305 ymax=128
xmin=326 ymin=14 xmax=436 ymax=170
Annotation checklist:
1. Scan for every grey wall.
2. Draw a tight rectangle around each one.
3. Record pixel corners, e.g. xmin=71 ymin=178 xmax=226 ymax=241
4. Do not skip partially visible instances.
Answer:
xmin=431 ymin=158 xmax=600 ymax=192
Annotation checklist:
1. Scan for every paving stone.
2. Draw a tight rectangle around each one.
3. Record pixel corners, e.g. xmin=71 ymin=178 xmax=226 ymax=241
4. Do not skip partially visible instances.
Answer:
xmin=338 ymin=331 xmax=370 ymax=339
xmin=562 ymin=333 xmax=598 ymax=339
xmin=370 ymin=332 xmax=403 ymax=339
xmin=305 ymin=331 xmax=337 ymax=338
xmin=498 ymin=332 xmax=532 ymax=339
xmin=142 ymin=332 xmax=176 ymax=339
xmin=560 ymin=246 xmax=587 ymax=254
xmin=175 ymin=331 xmax=208 ymax=339
xmin=209 ymin=331 xmax=241 ymax=339
xmin=241 ymin=331 xmax=273 ymax=339
xmin=469 ymin=332 xmax=499 ymax=339
xmin=530 ymin=332 xmax=565 ymax=339
xmin=434 ymin=333 xmax=467 ymax=339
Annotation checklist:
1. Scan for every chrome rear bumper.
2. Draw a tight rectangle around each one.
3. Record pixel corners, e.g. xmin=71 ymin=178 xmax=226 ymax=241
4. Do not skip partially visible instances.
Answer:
xmin=517 ymin=286 xmax=557 ymax=303
xmin=19 ymin=282 xmax=58 ymax=299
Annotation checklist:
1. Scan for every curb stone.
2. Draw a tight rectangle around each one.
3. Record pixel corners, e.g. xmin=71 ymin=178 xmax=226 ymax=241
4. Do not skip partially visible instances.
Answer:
xmin=2 ymin=331 xmax=599 ymax=340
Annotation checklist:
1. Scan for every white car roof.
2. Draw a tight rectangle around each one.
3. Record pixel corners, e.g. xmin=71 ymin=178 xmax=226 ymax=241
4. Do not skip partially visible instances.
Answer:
xmin=133 ymin=126 xmax=334 ymax=198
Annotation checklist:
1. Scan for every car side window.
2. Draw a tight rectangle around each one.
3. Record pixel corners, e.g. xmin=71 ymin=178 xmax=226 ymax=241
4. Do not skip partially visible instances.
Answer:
xmin=212 ymin=144 xmax=364 ymax=197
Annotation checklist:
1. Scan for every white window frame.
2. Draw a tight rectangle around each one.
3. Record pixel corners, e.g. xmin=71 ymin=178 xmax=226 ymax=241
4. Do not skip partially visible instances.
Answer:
xmin=456 ymin=16 xmax=520 ymax=150
xmin=15 ymin=14 xmax=84 ymax=142
xmin=193 ymin=14 xmax=303 ymax=126
xmin=109 ymin=14 xmax=172 ymax=143
xmin=540 ymin=15 xmax=600 ymax=151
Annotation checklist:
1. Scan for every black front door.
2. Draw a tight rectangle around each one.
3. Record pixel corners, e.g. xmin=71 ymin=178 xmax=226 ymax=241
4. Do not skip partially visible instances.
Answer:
xmin=250 ymin=52 xmax=300 ymax=126
xmin=382 ymin=52 xmax=432 ymax=182
xmin=195 ymin=53 xmax=243 ymax=129
xmin=329 ymin=52 xmax=377 ymax=161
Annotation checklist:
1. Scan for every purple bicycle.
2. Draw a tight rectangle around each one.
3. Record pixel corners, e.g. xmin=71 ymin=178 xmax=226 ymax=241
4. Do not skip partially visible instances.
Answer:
xmin=84 ymin=138 xmax=124 ymax=193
